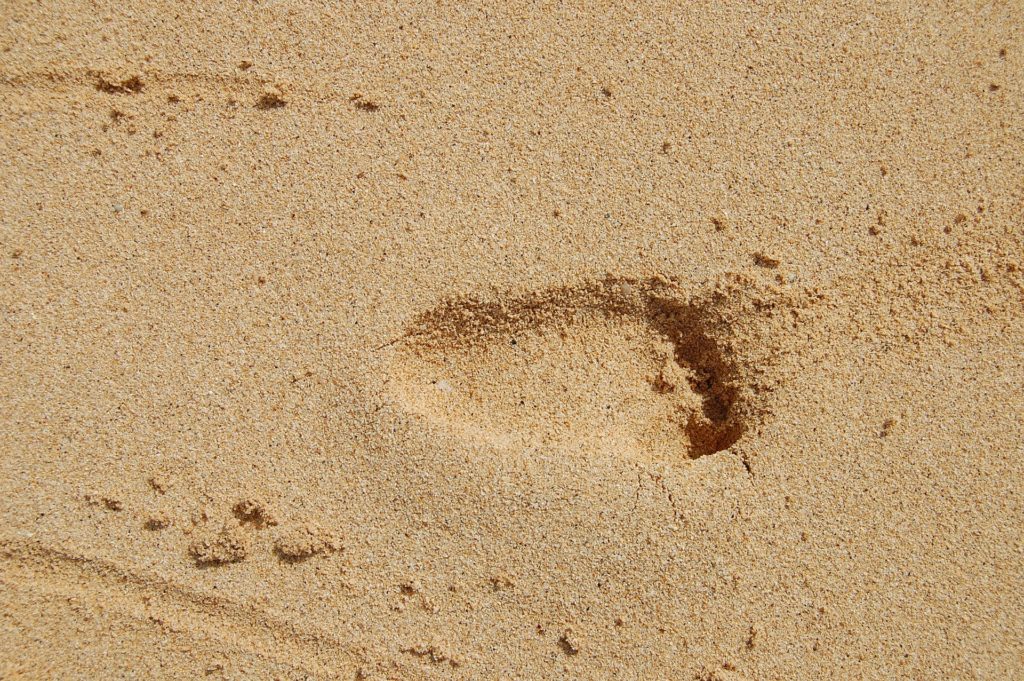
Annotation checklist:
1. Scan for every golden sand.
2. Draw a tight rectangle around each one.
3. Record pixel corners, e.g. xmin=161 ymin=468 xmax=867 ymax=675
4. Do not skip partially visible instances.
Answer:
xmin=1 ymin=2 xmax=1022 ymax=679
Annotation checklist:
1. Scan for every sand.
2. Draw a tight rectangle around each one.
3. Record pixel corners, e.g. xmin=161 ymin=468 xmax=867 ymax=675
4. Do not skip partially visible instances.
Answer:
xmin=1 ymin=2 xmax=1022 ymax=679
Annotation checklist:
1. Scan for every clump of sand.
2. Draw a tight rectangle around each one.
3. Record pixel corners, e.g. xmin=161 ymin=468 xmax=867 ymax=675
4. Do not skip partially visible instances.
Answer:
xmin=273 ymin=525 xmax=341 ymax=562
xmin=188 ymin=525 xmax=248 ymax=566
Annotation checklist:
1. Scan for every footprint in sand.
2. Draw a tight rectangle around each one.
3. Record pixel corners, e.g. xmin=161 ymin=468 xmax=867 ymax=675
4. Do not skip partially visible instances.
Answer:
xmin=387 ymin=277 xmax=759 ymax=462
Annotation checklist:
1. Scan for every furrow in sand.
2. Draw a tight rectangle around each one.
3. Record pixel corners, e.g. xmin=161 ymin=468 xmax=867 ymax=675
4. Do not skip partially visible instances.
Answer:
xmin=0 ymin=538 xmax=359 ymax=678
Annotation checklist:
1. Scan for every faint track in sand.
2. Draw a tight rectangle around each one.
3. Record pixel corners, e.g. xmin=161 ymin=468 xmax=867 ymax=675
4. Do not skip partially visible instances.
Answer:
xmin=0 ymin=538 xmax=359 ymax=679
xmin=0 ymin=67 xmax=381 ymax=109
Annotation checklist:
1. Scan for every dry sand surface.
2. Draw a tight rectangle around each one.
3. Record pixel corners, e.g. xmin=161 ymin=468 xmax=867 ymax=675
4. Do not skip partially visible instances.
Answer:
xmin=1 ymin=2 xmax=1023 ymax=679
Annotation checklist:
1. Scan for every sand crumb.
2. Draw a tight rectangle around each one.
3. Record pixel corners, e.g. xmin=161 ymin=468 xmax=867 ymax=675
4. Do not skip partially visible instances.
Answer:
xmin=231 ymin=499 xmax=277 ymax=528
xmin=188 ymin=525 xmax=249 ymax=566
xmin=273 ymin=525 xmax=340 ymax=562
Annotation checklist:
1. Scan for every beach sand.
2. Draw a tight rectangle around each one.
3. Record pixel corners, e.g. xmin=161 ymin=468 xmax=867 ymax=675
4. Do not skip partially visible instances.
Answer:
xmin=1 ymin=2 xmax=1022 ymax=679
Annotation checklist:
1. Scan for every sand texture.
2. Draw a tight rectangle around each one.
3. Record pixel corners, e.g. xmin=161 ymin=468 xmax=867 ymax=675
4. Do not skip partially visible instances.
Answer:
xmin=2 ymin=2 xmax=1023 ymax=679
